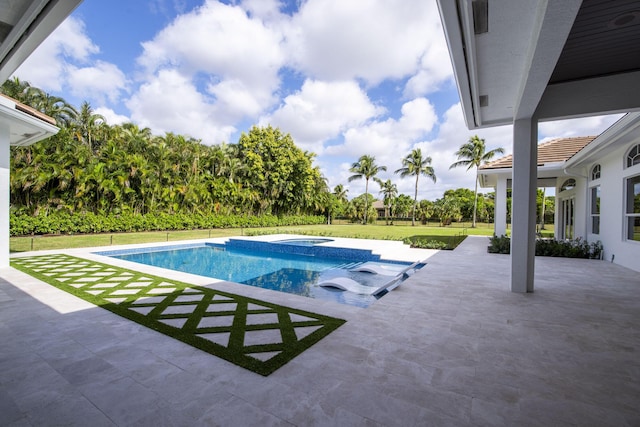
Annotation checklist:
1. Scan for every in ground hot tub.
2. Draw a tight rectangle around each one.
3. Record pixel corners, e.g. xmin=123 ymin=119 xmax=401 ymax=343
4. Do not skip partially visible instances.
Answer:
xmin=273 ymin=238 xmax=334 ymax=246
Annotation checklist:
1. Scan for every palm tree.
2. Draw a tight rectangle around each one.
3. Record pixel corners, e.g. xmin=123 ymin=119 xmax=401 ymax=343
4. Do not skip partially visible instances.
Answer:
xmin=1 ymin=76 xmax=32 ymax=101
xmin=30 ymin=92 xmax=77 ymax=127
xmin=449 ymin=135 xmax=505 ymax=227
xmin=395 ymin=148 xmax=436 ymax=226
xmin=348 ymin=155 xmax=387 ymax=224
xmin=333 ymin=184 xmax=348 ymax=203
xmin=376 ymin=178 xmax=398 ymax=225
xmin=72 ymin=101 xmax=106 ymax=153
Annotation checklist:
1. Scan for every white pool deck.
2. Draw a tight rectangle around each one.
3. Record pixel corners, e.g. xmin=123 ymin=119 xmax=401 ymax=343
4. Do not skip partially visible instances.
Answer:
xmin=1 ymin=235 xmax=639 ymax=426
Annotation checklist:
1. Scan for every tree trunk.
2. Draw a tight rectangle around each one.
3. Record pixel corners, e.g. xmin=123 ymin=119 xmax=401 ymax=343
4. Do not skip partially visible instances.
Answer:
xmin=472 ymin=168 xmax=479 ymax=228
xmin=363 ymin=178 xmax=369 ymax=225
xmin=412 ymin=174 xmax=419 ymax=226
xmin=540 ymin=188 xmax=546 ymax=230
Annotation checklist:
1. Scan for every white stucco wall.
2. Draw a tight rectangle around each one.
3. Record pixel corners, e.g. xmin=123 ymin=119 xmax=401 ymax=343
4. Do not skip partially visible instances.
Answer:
xmin=0 ymin=124 xmax=9 ymax=268
xmin=555 ymin=175 xmax=587 ymax=241
xmin=576 ymin=141 xmax=640 ymax=273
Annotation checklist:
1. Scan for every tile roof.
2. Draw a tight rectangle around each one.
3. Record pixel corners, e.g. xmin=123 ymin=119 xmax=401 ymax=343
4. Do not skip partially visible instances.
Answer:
xmin=0 ymin=94 xmax=57 ymax=126
xmin=479 ymin=136 xmax=597 ymax=170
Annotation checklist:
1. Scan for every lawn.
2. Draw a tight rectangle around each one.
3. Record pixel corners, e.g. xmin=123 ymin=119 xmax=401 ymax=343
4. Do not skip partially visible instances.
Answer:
xmin=10 ymin=220 xmax=547 ymax=252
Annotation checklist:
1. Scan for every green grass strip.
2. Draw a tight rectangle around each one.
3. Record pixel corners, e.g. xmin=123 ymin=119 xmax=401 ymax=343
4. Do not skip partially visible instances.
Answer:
xmin=11 ymin=254 xmax=346 ymax=376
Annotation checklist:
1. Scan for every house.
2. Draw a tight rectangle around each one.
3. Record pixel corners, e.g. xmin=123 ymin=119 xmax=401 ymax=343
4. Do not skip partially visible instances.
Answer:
xmin=479 ymin=136 xmax=596 ymax=237
xmin=0 ymin=1 xmax=83 ymax=268
xmin=436 ymin=0 xmax=640 ymax=292
xmin=478 ymin=116 xmax=640 ymax=274
xmin=371 ymin=200 xmax=386 ymax=219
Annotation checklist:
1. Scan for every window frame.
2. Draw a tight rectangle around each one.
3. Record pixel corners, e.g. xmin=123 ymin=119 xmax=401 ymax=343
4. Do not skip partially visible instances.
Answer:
xmin=625 ymin=173 xmax=640 ymax=242
xmin=626 ymin=144 xmax=640 ymax=169
xmin=591 ymin=164 xmax=601 ymax=180
xmin=590 ymin=185 xmax=600 ymax=235
xmin=560 ymin=178 xmax=576 ymax=192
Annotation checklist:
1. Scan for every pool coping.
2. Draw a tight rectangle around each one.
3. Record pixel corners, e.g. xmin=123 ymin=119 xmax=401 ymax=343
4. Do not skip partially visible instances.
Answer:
xmin=9 ymin=234 xmax=439 ymax=319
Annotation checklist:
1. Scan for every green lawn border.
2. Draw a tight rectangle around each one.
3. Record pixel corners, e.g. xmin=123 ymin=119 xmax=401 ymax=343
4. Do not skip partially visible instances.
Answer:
xmin=11 ymin=254 xmax=346 ymax=376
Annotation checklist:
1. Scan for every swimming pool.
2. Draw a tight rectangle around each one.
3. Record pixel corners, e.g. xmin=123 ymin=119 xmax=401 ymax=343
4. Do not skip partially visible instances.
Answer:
xmin=97 ymin=240 xmax=422 ymax=308
xmin=273 ymin=238 xmax=334 ymax=246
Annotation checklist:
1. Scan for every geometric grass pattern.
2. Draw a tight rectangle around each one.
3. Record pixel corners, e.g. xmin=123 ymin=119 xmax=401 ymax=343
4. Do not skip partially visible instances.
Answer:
xmin=11 ymin=254 xmax=346 ymax=376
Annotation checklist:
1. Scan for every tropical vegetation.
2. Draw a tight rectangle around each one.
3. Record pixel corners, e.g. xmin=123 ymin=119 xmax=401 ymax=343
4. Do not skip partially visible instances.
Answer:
xmin=348 ymin=155 xmax=386 ymax=225
xmin=375 ymin=179 xmax=398 ymax=225
xmin=5 ymin=79 xmax=329 ymax=224
xmin=5 ymin=78 xmax=550 ymax=240
xmin=450 ymin=135 xmax=504 ymax=227
xmin=395 ymin=148 xmax=436 ymax=226
xmin=488 ymin=235 xmax=603 ymax=259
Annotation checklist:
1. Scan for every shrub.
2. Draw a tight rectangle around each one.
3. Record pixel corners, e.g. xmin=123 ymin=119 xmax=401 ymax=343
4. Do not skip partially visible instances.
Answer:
xmin=487 ymin=234 xmax=511 ymax=254
xmin=487 ymin=235 xmax=603 ymax=259
xmin=403 ymin=235 xmax=466 ymax=250
xmin=9 ymin=212 xmax=326 ymax=236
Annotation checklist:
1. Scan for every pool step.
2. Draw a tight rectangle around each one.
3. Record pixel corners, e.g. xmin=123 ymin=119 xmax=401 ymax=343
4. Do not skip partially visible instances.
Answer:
xmin=325 ymin=261 xmax=364 ymax=271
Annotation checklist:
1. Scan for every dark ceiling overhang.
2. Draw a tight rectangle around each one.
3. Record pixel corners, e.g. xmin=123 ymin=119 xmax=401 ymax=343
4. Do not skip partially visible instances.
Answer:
xmin=0 ymin=0 xmax=83 ymax=83
xmin=437 ymin=0 xmax=640 ymax=129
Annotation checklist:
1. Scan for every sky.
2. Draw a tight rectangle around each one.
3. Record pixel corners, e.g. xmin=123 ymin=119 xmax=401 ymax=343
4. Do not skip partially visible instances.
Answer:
xmin=14 ymin=0 xmax=623 ymax=201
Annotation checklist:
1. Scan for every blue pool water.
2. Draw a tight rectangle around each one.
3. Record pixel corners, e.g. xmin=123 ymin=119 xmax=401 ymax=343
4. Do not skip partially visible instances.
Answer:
xmin=273 ymin=238 xmax=334 ymax=246
xmin=98 ymin=241 xmax=419 ymax=308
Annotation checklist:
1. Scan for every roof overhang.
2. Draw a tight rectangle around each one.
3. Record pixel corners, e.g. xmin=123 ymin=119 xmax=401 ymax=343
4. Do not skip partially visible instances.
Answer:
xmin=480 ymin=164 xmax=568 ymax=188
xmin=0 ymin=95 xmax=58 ymax=146
xmin=565 ymin=112 xmax=640 ymax=168
xmin=0 ymin=0 xmax=83 ymax=83
xmin=0 ymin=0 xmax=83 ymax=146
xmin=436 ymin=0 xmax=640 ymax=129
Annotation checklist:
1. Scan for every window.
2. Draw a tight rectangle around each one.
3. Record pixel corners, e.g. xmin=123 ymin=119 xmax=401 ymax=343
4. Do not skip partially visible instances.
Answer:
xmin=627 ymin=144 xmax=640 ymax=168
xmin=560 ymin=179 xmax=576 ymax=192
xmin=591 ymin=164 xmax=601 ymax=180
xmin=591 ymin=186 xmax=600 ymax=234
xmin=626 ymin=174 xmax=640 ymax=241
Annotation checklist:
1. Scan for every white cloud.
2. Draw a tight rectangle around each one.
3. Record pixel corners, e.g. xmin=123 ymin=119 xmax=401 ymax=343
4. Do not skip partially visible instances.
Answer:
xmin=137 ymin=1 xmax=283 ymax=115
xmin=14 ymin=16 xmax=99 ymax=91
xmin=131 ymin=0 xmax=288 ymax=134
xmin=68 ymin=61 xmax=129 ymax=104
xmin=241 ymin=0 xmax=285 ymax=21
xmin=263 ymin=79 xmax=383 ymax=152
xmin=14 ymin=15 xmax=128 ymax=108
xmin=330 ymin=97 xmax=437 ymax=158
xmin=127 ymin=69 xmax=235 ymax=144
xmin=286 ymin=0 xmax=442 ymax=85
xmin=538 ymin=114 xmax=624 ymax=141
xmin=94 ymin=107 xmax=130 ymax=126
xmin=403 ymin=28 xmax=455 ymax=97
xmin=321 ymin=97 xmax=438 ymax=197
xmin=406 ymin=103 xmax=513 ymax=200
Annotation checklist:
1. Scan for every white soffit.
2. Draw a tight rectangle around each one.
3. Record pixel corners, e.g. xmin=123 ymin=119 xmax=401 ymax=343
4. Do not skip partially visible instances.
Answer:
xmin=438 ymin=0 xmax=594 ymax=128
xmin=0 ymin=0 xmax=83 ymax=82
xmin=0 ymin=96 xmax=58 ymax=146
xmin=475 ymin=0 xmax=542 ymax=125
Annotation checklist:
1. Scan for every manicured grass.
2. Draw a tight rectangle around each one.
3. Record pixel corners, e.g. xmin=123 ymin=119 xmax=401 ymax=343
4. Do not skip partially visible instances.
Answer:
xmin=11 ymin=254 xmax=345 ymax=376
xmin=11 ymin=220 xmax=551 ymax=252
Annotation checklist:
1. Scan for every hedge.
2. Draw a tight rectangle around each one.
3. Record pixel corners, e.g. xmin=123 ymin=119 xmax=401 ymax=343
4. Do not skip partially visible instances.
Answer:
xmin=487 ymin=235 xmax=603 ymax=259
xmin=10 ymin=212 xmax=326 ymax=236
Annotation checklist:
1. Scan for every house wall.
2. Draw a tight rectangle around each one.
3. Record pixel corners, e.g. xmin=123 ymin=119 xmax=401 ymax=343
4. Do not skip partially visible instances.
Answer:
xmin=0 ymin=125 xmax=9 ymax=268
xmin=572 ymin=141 xmax=640 ymax=273
xmin=555 ymin=175 xmax=587 ymax=241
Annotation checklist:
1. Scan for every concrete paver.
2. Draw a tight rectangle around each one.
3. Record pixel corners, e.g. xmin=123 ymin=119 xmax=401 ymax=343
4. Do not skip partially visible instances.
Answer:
xmin=1 ymin=235 xmax=639 ymax=426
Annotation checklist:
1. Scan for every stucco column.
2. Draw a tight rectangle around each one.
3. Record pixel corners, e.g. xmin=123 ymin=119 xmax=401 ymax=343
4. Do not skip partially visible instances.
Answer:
xmin=494 ymin=177 xmax=508 ymax=236
xmin=0 ymin=123 xmax=9 ymax=268
xmin=510 ymin=117 xmax=538 ymax=293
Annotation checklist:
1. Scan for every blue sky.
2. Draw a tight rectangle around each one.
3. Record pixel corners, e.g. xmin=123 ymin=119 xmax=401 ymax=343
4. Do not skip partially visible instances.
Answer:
xmin=14 ymin=0 xmax=622 ymax=200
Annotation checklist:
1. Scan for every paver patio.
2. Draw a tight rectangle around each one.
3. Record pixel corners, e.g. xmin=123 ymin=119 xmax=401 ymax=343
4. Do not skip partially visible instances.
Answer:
xmin=1 ymin=235 xmax=638 ymax=426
